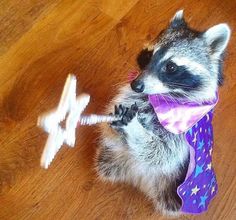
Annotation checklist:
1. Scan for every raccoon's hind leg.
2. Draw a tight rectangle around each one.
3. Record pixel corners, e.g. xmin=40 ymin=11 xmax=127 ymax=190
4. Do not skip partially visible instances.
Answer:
xmin=96 ymin=143 xmax=130 ymax=183
xmin=154 ymin=188 xmax=182 ymax=216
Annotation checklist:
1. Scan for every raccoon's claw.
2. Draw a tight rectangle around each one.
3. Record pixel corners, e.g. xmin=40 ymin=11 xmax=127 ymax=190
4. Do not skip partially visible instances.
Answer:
xmin=110 ymin=103 xmax=138 ymax=128
xmin=114 ymin=104 xmax=128 ymax=117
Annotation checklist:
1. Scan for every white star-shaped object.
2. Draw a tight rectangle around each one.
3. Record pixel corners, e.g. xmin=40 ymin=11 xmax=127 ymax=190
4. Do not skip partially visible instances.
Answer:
xmin=193 ymin=131 xmax=198 ymax=143
xmin=38 ymin=74 xmax=90 ymax=169
xmin=191 ymin=185 xmax=200 ymax=195
xmin=209 ymin=148 xmax=213 ymax=155
xmin=206 ymin=163 xmax=212 ymax=171
xmin=211 ymin=186 xmax=215 ymax=194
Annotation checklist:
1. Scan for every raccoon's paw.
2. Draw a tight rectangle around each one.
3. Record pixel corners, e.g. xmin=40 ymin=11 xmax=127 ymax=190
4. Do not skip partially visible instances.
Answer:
xmin=110 ymin=103 xmax=138 ymax=129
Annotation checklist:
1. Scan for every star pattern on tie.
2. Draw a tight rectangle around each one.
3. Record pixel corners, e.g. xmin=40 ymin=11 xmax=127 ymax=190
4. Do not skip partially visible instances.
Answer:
xmin=209 ymin=147 xmax=213 ymax=155
xmin=197 ymin=139 xmax=204 ymax=150
xmin=189 ymin=128 xmax=193 ymax=136
xmin=193 ymin=131 xmax=198 ymax=143
xmin=211 ymin=186 xmax=215 ymax=194
xmin=177 ymin=111 xmax=218 ymax=213
xmin=194 ymin=164 xmax=204 ymax=177
xmin=191 ymin=185 xmax=200 ymax=195
xmin=208 ymin=140 xmax=211 ymax=147
xmin=199 ymin=193 xmax=208 ymax=208
xmin=206 ymin=163 xmax=212 ymax=171
xmin=208 ymin=127 xmax=212 ymax=135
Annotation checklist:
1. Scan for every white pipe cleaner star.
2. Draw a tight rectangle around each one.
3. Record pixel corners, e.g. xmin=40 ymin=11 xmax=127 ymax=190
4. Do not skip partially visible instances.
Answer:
xmin=38 ymin=74 xmax=118 ymax=169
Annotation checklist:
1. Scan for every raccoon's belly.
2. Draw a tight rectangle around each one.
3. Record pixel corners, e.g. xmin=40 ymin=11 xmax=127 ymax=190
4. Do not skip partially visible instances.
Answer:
xmin=134 ymin=133 xmax=188 ymax=174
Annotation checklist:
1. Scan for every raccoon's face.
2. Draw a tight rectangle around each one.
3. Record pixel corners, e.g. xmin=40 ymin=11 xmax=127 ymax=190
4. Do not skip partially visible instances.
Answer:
xmin=131 ymin=10 xmax=231 ymax=102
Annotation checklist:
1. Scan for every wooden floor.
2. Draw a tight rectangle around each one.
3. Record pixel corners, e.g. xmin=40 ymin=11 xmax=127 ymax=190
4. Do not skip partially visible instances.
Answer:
xmin=0 ymin=1 xmax=235 ymax=219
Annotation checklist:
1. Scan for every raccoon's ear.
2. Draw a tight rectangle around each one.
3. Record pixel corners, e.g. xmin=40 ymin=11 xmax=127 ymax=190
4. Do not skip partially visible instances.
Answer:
xmin=170 ymin=10 xmax=186 ymax=28
xmin=203 ymin=24 xmax=231 ymax=57
xmin=137 ymin=45 xmax=154 ymax=70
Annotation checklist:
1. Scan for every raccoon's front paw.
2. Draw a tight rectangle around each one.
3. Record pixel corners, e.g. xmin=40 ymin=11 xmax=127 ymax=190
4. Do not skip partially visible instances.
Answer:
xmin=110 ymin=103 xmax=138 ymax=128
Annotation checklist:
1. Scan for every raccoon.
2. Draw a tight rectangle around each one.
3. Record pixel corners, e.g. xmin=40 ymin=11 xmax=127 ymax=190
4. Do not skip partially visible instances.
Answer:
xmin=96 ymin=10 xmax=231 ymax=216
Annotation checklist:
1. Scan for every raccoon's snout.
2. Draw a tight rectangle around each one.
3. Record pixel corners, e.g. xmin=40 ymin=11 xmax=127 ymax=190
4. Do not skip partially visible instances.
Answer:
xmin=131 ymin=79 xmax=144 ymax=93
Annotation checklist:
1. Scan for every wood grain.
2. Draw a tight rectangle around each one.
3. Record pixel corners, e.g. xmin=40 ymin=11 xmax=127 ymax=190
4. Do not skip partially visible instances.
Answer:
xmin=0 ymin=0 xmax=235 ymax=219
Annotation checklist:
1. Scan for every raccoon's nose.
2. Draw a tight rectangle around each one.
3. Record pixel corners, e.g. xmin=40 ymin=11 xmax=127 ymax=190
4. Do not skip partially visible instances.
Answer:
xmin=131 ymin=79 xmax=144 ymax=93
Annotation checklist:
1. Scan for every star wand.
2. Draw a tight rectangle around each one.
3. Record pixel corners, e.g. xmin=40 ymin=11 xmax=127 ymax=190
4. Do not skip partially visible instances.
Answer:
xmin=38 ymin=74 xmax=120 ymax=169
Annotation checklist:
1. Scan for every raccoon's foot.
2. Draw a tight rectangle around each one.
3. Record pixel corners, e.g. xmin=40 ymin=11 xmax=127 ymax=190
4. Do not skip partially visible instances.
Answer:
xmin=110 ymin=103 xmax=138 ymax=130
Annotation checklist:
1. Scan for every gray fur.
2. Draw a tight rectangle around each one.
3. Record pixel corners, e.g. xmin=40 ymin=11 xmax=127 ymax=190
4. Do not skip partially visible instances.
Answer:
xmin=95 ymin=10 xmax=231 ymax=216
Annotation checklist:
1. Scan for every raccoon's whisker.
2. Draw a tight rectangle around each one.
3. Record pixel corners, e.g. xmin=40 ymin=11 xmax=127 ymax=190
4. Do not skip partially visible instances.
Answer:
xmin=167 ymin=93 xmax=179 ymax=104
xmin=165 ymin=82 xmax=194 ymax=89
xmin=111 ymin=81 xmax=128 ymax=88
xmin=166 ymin=91 xmax=201 ymax=105
xmin=180 ymin=92 xmax=203 ymax=104
xmin=160 ymin=94 xmax=169 ymax=106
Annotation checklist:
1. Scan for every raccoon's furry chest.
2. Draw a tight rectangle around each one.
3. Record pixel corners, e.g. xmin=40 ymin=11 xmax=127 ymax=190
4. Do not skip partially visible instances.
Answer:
xmin=106 ymin=85 xmax=189 ymax=174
